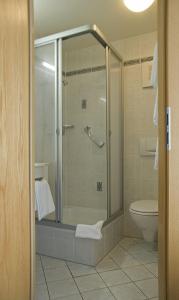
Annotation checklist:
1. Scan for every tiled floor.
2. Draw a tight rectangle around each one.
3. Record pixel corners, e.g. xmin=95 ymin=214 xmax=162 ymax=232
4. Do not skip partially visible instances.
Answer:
xmin=36 ymin=237 xmax=159 ymax=300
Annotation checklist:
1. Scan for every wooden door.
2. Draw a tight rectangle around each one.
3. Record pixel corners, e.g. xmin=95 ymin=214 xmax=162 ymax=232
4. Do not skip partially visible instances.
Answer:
xmin=0 ymin=0 xmax=34 ymax=299
xmin=166 ymin=0 xmax=179 ymax=299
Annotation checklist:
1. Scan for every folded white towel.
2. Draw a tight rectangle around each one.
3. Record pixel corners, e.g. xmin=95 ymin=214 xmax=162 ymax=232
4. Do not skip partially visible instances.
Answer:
xmin=75 ymin=220 xmax=104 ymax=240
xmin=35 ymin=179 xmax=55 ymax=221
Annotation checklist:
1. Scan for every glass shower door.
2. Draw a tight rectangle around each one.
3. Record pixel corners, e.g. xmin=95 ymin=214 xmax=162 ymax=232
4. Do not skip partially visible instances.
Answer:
xmin=35 ymin=42 xmax=57 ymax=221
xmin=61 ymin=34 xmax=108 ymax=225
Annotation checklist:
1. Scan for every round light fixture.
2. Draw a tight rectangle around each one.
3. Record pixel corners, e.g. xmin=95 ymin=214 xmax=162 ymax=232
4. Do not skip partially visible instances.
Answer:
xmin=123 ymin=0 xmax=155 ymax=12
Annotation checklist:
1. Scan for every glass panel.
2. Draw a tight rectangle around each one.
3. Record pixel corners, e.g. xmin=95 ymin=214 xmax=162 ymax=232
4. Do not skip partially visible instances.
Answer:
xmin=110 ymin=52 xmax=123 ymax=215
xmin=62 ymin=34 xmax=107 ymax=225
xmin=35 ymin=43 xmax=56 ymax=221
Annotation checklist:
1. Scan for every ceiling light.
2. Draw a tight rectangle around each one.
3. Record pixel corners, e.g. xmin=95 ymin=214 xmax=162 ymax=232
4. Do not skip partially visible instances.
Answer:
xmin=123 ymin=0 xmax=155 ymax=12
xmin=42 ymin=61 xmax=55 ymax=71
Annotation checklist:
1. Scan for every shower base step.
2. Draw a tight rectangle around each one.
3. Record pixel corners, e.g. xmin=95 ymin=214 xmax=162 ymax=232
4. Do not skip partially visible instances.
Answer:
xmin=36 ymin=215 xmax=123 ymax=266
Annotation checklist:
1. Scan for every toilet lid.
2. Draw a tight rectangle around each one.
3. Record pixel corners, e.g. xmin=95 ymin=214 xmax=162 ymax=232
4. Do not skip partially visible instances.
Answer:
xmin=130 ymin=200 xmax=158 ymax=214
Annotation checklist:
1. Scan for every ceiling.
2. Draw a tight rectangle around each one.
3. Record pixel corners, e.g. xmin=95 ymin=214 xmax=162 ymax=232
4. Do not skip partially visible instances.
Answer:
xmin=34 ymin=0 xmax=157 ymax=42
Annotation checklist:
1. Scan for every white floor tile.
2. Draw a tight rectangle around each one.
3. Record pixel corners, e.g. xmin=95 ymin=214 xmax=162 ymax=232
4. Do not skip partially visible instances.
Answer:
xmin=119 ymin=238 xmax=158 ymax=256
xmin=36 ymin=254 xmax=41 ymax=262
xmin=82 ymin=288 xmax=115 ymax=300
xmin=119 ymin=238 xmax=141 ymax=250
xmin=41 ymin=255 xmax=66 ymax=269
xmin=36 ymin=254 xmax=41 ymax=260
xmin=109 ymin=245 xmax=127 ymax=259
xmin=143 ymin=242 xmax=158 ymax=252
xmin=67 ymin=261 xmax=96 ymax=277
xmin=123 ymin=265 xmax=154 ymax=281
xmin=36 ymin=238 xmax=159 ymax=300
xmin=36 ymin=255 xmax=42 ymax=269
xmin=112 ymin=252 xmax=141 ymax=268
xmin=47 ymin=279 xmax=79 ymax=299
xmin=132 ymin=250 xmax=158 ymax=264
xmin=35 ymin=284 xmax=49 ymax=300
xmin=44 ymin=265 xmax=72 ymax=282
xmin=135 ymin=278 xmax=158 ymax=299
xmin=127 ymin=244 xmax=145 ymax=255
xmin=53 ymin=294 xmax=82 ymax=300
xmin=74 ymin=273 xmax=105 ymax=292
xmin=36 ymin=267 xmax=46 ymax=285
xmin=109 ymin=282 xmax=147 ymax=300
xmin=99 ymin=269 xmax=131 ymax=287
xmin=145 ymin=263 xmax=158 ymax=277
xmin=96 ymin=256 xmax=119 ymax=272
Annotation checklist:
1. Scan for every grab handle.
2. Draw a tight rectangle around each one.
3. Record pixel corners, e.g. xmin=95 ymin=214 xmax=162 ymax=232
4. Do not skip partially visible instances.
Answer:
xmin=84 ymin=126 xmax=105 ymax=148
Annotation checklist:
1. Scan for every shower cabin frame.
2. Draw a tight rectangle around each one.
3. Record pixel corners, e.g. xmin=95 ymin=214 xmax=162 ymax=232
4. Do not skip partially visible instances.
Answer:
xmin=35 ymin=24 xmax=123 ymax=227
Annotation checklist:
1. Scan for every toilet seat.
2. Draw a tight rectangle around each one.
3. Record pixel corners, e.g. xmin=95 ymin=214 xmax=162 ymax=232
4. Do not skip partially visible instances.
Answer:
xmin=129 ymin=200 xmax=158 ymax=216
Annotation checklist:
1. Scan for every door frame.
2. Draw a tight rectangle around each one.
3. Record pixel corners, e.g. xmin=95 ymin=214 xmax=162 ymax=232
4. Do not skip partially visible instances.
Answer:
xmin=29 ymin=0 xmax=35 ymax=299
xmin=164 ymin=0 xmax=179 ymax=299
xmin=30 ymin=1 xmax=168 ymax=299
xmin=158 ymin=0 xmax=167 ymax=299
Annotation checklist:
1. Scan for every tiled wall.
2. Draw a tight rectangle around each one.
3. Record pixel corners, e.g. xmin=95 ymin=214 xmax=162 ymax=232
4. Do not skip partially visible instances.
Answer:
xmin=113 ymin=31 xmax=158 ymax=237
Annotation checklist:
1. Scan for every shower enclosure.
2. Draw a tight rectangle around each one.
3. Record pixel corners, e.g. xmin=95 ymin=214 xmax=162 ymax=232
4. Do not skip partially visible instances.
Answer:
xmin=35 ymin=25 xmax=123 ymax=227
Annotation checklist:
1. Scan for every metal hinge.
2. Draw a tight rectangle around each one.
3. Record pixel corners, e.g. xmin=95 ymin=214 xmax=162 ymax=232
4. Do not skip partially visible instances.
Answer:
xmin=166 ymin=107 xmax=171 ymax=151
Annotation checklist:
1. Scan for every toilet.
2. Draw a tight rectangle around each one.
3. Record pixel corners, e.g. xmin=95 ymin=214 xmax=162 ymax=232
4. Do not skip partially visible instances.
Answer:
xmin=129 ymin=200 xmax=158 ymax=243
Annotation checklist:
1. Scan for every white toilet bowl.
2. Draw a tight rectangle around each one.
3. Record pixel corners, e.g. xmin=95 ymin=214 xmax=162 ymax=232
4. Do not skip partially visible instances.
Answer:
xmin=129 ymin=200 xmax=158 ymax=243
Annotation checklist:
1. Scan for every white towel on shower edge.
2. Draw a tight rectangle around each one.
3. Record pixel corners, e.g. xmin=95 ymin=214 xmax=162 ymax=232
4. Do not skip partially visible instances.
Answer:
xmin=75 ymin=220 xmax=104 ymax=240
xmin=35 ymin=179 xmax=55 ymax=221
